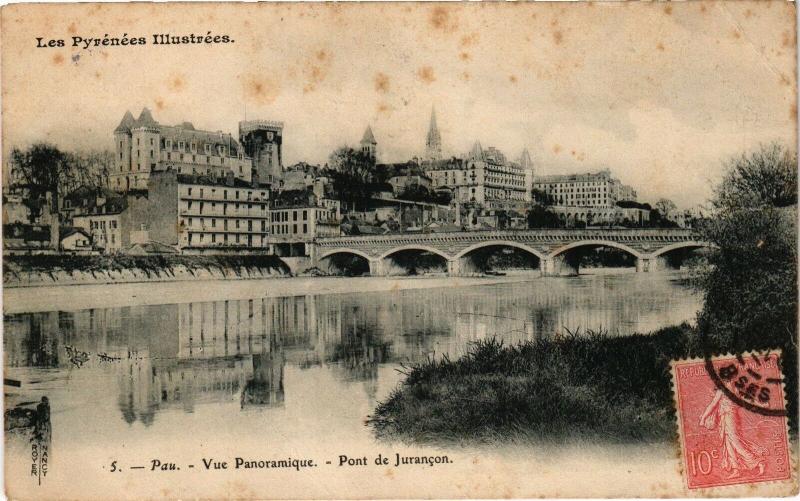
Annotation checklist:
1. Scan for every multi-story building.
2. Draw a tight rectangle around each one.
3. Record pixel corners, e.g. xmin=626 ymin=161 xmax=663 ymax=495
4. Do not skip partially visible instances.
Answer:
xmin=111 ymin=108 xmax=263 ymax=192
xmin=269 ymin=189 xmax=341 ymax=243
xmin=72 ymin=211 xmax=123 ymax=252
xmin=123 ymin=170 xmax=271 ymax=252
xmin=617 ymin=184 xmax=638 ymax=203
xmin=65 ymin=187 xmax=128 ymax=252
xmin=532 ymin=169 xmax=637 ymax=208
xmin=428 ymin=143 xmax=530 ymax=207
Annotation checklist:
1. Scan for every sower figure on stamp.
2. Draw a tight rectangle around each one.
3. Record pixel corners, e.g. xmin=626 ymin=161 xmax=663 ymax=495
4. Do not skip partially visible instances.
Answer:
xmin=699 ymin=389 xmax=768 ymax=479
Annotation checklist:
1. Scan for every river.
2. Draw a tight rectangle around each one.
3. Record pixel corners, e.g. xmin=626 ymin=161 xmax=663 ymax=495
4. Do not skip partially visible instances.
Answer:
xmin=4 ymin=271 xmax=703 ymax=498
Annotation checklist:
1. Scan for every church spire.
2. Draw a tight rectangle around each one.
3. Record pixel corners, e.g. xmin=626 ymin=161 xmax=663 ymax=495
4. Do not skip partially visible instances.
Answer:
xmin=360 ymin=125 xmax=377 ymax=159
xmin=425 ymin=106 xmax=442 ymax=161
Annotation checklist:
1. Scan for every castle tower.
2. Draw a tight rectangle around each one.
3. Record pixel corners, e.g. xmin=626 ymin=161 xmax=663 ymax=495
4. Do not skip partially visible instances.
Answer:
xmin=425 ymin=107 xmax=442 ymax=161
xmin=239 ymin=120 xmax=284 ymax=185
xmin=360 ymin=125 xmax=377 ymax=159
xmin=112 ymin=110 xmax=135 ymax=191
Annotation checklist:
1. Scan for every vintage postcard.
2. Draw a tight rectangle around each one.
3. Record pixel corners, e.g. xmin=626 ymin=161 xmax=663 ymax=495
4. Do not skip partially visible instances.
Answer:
xmin=1 ymin=1 xmax=797 ymax=499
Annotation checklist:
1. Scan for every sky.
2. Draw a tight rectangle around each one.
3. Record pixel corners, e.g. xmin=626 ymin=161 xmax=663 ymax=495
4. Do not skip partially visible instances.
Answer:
xmin=2 ymin=1 xmax=796 ymax=208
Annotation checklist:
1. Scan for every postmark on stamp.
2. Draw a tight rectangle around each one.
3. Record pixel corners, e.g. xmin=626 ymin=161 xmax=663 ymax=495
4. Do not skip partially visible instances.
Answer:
xmin=671 ymin=351 xmax=793 ymax=491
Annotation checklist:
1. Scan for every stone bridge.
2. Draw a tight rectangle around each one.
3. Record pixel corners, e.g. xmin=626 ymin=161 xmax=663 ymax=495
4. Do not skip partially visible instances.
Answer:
xmin=310 ymin=229 xmax=709 ymax=276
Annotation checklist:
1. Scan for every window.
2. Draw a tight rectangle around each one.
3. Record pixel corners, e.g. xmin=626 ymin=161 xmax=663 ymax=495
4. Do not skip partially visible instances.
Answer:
xmin=191 ymin=142 xmax=196 ymax=152
xmin=211 ymin=219 xmax=216 ymax=228
xmin=303 ymin=224 xmax=307 ymax=234
xmin=150 ymin=138 xmax=154 ymax=146
xmin=293 ymin=224 xmax=297 ymax=233
xmin=188 ymin=188 xmax=192 ymax=196
xmin=293 ymin=211 xmax=298 ymax=222
xmin=179 ymin=141 xmax=185 ymax=150
xmin=303 ymin=210 xmax=307 ymax=221
xmin=166 ymin=139 xmax=172 ymax=149
xmin=236 ymin=220 xmax=240 ymax=229
xmin=205 ymin=144 xmax=211 ymax=154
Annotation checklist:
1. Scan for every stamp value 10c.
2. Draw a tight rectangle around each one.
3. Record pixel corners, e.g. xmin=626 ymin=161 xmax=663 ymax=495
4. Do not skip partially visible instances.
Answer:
xmin=671 ymin=351 xmax=792 ymax=491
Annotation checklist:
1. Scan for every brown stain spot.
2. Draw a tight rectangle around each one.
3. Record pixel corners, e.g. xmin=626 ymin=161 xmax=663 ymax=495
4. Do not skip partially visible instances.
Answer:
xmin=429 ymin=6 xmax=457 ymax=33
xmin=155 ymin=98 xmax=166 ymax=111
xmin=459 ymin=52 xmax=471 ymax=61
xmin=417 ymin=66 xmax=436 ymax=84
xmin=664 ymin=4 xmax=673 ymax=15
xmin=744 ymin=8 xmax=753 ymax=18
xmin=552 ymin=30 xmax=563 ymax=45
xmin=460 ymin=71 xmax=470 ymax=81
xmin=67 ymin=22 xmax=77 ymax=35
xmin=781 ymin=31 xmax=795 ymax=48
xmin=656 ymin=42 xmax=665 ymax=51
xmin=169 ymin=75 xmax=186 ymax=92
xmin=700 ymin=4 xmax=707 ymax=13
xmin=377 ymin=102 xmax=393 ymax=116
xmin=553 ymin=144 xmax=562 ymax=154
xmin=471 ymin=457 xmax=479 ymax=464
xmin=303 ymin=49 xmax=332 ymax=93
xmin=374 ymin=72 xmax=390 ymax=93
xmin=52 ymin=53 xmax=64 ymax=65
xmin=731 ymin=30 xmax=741 ymax=40
xmin=509 ymin=75 xmax=518 ymax=83
xmin=779 ymin=73 xmax=792 ymax=86
xmin=384 ymin=468 xmax=394 ymax=479
xmin=244 ymin=75 xmax=280 ymax=105
xmin=459 ymin=32 xmax=479 ymax=48
xmin=790 ymin=103 xmax=797 ymax=120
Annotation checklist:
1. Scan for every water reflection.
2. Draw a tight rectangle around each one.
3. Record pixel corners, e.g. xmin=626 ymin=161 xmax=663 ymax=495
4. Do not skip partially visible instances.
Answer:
xmin=5 ymin=273 xmax=700 ymax=428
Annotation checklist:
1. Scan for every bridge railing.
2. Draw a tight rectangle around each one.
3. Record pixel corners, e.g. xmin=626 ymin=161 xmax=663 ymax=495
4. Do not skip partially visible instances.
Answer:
xmin=315 ymin=228 xmax=699 ymax=244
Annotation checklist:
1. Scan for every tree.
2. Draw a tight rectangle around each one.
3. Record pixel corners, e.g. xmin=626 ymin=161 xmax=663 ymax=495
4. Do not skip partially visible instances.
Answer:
xmin=527 ymin=205 xmax=562 ymax=228
xmin=714 ymin=142 xmax=797 ymax=210
xmin=697 ymin=143 xmax=797 ymax=364
xmin=10 ymin=143 xmax=72 ymax=219
xmin=531 ymin=188 xmax=557 ymax=206
xmin=327 ymin=147 xmax=378 ymax=211
xmin=69 ymin=149 xmax=113 ymax=190
xmin=654 ymin=198 xmax=677 ymax=217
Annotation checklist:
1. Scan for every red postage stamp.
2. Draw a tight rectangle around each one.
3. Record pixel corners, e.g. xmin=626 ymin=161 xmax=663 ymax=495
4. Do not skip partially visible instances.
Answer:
xmin=671 ymin=351 xmax=792 ymax=491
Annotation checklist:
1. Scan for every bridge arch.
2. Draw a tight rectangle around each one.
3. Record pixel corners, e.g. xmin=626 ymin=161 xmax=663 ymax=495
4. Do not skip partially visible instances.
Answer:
xmin=454 ymin=240 xmax=548 ymax=261
xmin=378 ymin=245 xmax=452 ymax=262
xmin=318 ymin=248 xmax=373 ymax=262
xmin=548 ymin=239 xmax=645 ymax=260
xmin=649 ymin=240 xmax=712 ymax=258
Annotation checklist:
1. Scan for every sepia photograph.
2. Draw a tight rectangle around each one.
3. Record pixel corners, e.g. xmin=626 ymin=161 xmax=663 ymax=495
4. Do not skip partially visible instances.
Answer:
xmin=1 ymin=1 xmax=797 ymax=498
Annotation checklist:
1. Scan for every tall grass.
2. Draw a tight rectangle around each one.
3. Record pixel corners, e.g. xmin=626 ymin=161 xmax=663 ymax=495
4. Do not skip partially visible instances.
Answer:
xmin=369 ymin=324 xmax=738 ymax=444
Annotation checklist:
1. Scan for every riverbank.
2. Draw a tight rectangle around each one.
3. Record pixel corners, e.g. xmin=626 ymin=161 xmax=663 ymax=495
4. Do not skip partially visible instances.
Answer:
xmin=369 ymin=324 xmax=706 ymax=444
xmin=3 ymin=253 xmax=294 ymax=289
xmin=3 ymin=274 xmax=538 ymax=314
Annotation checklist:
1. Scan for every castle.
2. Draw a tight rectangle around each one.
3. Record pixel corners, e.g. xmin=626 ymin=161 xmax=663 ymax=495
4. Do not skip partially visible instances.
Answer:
xmin=111 ymin=108 xmax=283 ymax=191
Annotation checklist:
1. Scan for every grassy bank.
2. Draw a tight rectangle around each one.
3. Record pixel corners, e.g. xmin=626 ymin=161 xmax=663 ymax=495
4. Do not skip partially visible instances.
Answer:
xmin=369 ymin=324 xmax=797 ymax=444
xmin=3 ymin=254 xmax=290 ymax=281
